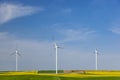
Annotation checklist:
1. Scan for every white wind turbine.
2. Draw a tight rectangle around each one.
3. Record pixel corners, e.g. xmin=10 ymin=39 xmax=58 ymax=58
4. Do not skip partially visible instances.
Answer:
xmin=54 ymin=42 xmax=62 ymax=74
xmin=11 ymin=45 xmax=21 ymax=71
xmin=94 ymin=49 xmax=99 ymax=70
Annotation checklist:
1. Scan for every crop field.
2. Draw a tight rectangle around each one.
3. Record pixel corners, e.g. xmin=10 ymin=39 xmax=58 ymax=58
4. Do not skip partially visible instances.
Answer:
xmin=0 ymin=70 xmax=120 ymax=80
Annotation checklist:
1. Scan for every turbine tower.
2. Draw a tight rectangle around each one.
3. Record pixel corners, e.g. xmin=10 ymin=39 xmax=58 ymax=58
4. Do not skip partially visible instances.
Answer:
xmin=11 ymin=45 xmax=20 ymax=71
xmin=54 ymin=42 xmax=61 ymax=74
xmin=95 ymin=49 xmax=99 ymax=70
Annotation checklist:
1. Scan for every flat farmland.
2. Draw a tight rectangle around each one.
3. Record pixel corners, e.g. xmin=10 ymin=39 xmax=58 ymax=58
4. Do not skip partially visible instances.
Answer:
xmin=0 ymin=70 xmax=120 ymax=80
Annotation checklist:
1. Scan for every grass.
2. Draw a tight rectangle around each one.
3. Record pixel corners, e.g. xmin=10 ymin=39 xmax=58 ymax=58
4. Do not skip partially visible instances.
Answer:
xmin=0 ymin=70 xmax=120 ymax=80
xmin=0 ymin=75 xmax=120 ymax=80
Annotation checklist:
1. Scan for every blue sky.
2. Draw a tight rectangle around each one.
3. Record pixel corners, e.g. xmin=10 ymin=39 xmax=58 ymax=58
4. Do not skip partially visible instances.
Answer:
xmin=0 ymin=0 xmax=120 ymax=70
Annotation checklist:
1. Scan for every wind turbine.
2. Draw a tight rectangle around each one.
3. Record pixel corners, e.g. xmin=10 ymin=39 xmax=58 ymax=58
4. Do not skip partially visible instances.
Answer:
xmin=94 ymin=49 xmax=99 ymax=70
xmin=54 ymin=42 xmax=61 ymax=74
xmin=11 ymin=45 xmax=21 ymax=71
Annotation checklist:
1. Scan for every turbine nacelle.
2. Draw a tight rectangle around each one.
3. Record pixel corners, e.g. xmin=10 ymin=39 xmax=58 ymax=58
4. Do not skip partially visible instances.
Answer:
xmin=54 ymin=43 xmax=62 ymax=49
xmin=95 ymin=49 xmax=99 ymax=55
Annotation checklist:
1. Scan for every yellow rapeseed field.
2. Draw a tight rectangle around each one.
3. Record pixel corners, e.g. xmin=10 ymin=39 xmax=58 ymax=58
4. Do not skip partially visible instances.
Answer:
xmin=1 ymin=70 xmax=120 ymax=78
xmin=0 ymin=70 xmax=38 ymax=75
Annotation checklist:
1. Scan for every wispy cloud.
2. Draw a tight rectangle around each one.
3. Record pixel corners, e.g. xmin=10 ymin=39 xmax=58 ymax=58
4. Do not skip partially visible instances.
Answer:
xmin=0 ymin=32 xmax=9 ymax=39
xmin=55 ymin=0 xmax=65 ymax=3
xmin=61 ymin=8 xmax=72 ymax=14
xmin=90 ymin=0 xmax=119 ymax=7
xmin=59 ymin=28 xmax=95 ymax=42
xmin=91 ymin=0 xmax=106 ymax=5
xmin=0 ymin=3 xmax=43 ymax=24
xmin=51 ymin=23 xmax=96 ymax=43
xmin=110 ymin=27 xmax=120 ymax=34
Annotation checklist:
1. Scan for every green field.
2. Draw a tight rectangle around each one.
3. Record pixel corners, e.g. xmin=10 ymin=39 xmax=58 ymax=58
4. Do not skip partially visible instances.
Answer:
xmin=0 ymin=75 xmax=120 ymax=80
xmin=0 ymin=70 xmax=120 ymax=80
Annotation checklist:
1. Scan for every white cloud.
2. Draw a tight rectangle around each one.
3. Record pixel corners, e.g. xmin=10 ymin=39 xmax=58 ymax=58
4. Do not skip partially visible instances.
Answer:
xmin=62 ymin=8 xmax=72 ymax=14
xmin=55 ymin=0 xmax=65 ymax=3
xmin=0 ymin=32 xmax=9 ymax=39
xmin=110 ymin=27 xmax=120 ymax=34
xmin=51 ymin=23 xmax=96 ymax=43
xmin=91 ymin=0 xmax=106 ymax=5
xmin=0 ymin=3 xmax=42 ymax=24
xmin=59 ymin=28 xmax=95 ymax=42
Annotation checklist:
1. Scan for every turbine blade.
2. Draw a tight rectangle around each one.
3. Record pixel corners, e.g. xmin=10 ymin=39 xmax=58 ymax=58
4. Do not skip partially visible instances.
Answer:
xmin=58 ymin=46 xmax=64 ymax=49
xmin=10 ymin=52 xmax=15 ymax=56
xmin=17 ymin=52 xmax=21 ymax=56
